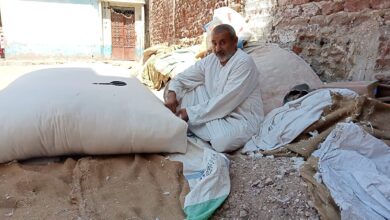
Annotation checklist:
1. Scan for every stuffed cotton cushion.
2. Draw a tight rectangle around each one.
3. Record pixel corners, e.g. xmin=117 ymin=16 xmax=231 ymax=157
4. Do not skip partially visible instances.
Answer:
xmin=0 ymin=67 xmax=188 ymax=163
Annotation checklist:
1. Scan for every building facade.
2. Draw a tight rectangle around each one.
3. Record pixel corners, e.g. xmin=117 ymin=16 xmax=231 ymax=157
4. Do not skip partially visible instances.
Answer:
xmin=0 ymin=0 xmax=145 ymax=60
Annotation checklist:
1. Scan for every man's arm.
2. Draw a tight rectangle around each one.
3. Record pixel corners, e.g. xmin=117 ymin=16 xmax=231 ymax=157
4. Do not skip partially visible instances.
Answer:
xmin=186 ymin=58 xmax=259 ymax=125
xmin=168 ymin=58 xmax=206 ymax=101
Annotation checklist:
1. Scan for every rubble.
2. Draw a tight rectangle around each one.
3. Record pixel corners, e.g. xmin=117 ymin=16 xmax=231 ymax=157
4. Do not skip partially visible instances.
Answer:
xmin=213 ymin=154 xmax=319 ymax=219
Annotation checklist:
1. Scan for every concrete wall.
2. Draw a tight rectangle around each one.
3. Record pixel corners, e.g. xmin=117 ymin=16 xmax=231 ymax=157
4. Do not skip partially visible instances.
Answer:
xmin=1 ymin=0 xmax=102 ymax=58
xmin=147 ymin=0 xmax=389 ymax=82
xmin=102 ymin=1 xmax=113 ymax=58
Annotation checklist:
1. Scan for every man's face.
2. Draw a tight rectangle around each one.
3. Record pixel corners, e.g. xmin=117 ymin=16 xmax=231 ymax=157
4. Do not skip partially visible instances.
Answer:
xmin=211 ymin=30 xmax=238 ymax=65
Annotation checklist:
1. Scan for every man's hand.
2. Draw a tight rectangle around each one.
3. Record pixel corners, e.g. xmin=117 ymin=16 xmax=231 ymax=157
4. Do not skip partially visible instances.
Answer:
xmin=176 ymin=108 xmax=189 ymax=122
xmin=164 ymin=91 xmax=179 ymax=113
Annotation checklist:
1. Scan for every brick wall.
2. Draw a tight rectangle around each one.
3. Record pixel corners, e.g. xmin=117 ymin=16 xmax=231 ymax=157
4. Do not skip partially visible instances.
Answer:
xmin=174 ymin=1 xmax=217 ymax=40
xmin=149 ymin=0 xmax=174 ymax=45
xmin=149 ymin=0 xmax=244 ymax=46
xmin=148 ymin=0 xmax=390 ymax=81
xmin=246 ymin=0 xmax=390 ymax=81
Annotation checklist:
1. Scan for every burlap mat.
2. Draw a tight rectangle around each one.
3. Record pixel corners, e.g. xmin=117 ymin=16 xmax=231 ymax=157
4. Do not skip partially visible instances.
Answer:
xmin=0 ymin=155 xmax=189 ymax=220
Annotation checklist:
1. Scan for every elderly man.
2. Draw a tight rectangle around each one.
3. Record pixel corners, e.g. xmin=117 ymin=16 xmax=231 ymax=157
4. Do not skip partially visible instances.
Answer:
xmin=165 ymin=24 xmax=264 ymax=152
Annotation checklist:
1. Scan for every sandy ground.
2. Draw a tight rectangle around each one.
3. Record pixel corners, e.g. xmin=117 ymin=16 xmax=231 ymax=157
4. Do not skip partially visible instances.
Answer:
xmin=0 ymin=63 xmax=319 ymax=219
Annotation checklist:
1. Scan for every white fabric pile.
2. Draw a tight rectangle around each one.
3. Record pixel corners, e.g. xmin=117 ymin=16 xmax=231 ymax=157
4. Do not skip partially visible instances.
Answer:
xmin=313 ymin=123 xmax=390 ymax=219
xmin=154 ymin=46 xmax=199 ymax=79
xmin=243 ymin=89 xmax=357 ymax=153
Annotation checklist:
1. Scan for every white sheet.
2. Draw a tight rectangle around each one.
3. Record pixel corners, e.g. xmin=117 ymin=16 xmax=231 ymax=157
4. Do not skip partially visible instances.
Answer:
xmin=154 ymin=46 xmax=199 ymax=78
xmin=243 ymin=89 xmax=357 ymax=153
xmin=313 ymin=123 xmax=390 ymax=220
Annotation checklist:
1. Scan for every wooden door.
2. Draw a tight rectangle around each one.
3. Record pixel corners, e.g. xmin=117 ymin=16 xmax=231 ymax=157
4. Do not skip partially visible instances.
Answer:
xmin=111 ymin=8 xmax=136 ymax=60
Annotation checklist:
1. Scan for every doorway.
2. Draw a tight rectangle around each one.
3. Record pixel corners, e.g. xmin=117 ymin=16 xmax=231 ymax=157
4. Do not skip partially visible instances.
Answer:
xmin=111 ymin=8 xmax=136 ymax=60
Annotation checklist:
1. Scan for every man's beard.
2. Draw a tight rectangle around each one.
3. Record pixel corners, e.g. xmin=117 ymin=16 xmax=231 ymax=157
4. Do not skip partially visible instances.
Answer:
xmin=216 ymin=51 xmax=234 ymax=63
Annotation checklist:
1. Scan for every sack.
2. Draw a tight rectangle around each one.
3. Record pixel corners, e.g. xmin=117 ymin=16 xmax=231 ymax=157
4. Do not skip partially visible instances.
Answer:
xmin=0 ymin=67 xmax=188 ymax=163
xmin=212 ymin=7 xmax=253 ymax=41
xmin=204 ymin=7 xmax=253 ymax=51
xmin=245 ymin=43 xmax=323 ymax=114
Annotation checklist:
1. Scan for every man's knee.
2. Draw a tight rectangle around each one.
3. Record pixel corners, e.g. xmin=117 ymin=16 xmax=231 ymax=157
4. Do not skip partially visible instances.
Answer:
xmin=210 ymin=134 xmax=249 ymax=153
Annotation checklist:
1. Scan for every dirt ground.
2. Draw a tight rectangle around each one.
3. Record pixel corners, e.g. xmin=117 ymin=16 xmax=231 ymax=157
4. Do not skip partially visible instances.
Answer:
xmin=0 ymin=62 xmax=320 ymax=219
xmin=213 ymin=153 xmax=319 ymax=220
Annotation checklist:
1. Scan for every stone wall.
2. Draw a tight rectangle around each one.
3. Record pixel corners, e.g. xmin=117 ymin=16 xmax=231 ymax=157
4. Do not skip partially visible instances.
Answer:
xmin=245 ymin=0 xmax=390 ymax=81
xmin=148 ymin=0 xmax=390 ymax=81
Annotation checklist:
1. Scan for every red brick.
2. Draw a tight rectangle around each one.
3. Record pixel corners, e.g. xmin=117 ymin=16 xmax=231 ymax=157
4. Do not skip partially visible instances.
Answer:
xmin=328 ymin=11 xmax=352 ymax=25
xmin=321 ymin=1 xmax=344 ymax=15
xmin=290 ymin=17 xmax=310 ymax=26
xmin=309 ymin=15 xmax=328 ymax=26
xmin=383 ymin=9 xmax=390 ymax=22
xmin=378 ymin=41 xmax=390 ymax=58
xmin=379 ymin=35 xmax=389 ymax=42
xmin=376 ymin=58 xmax=390 ymax=70
xmin=298 ymin=35 xmax=305 ymax=41
xmin=344 ymin=0 xmax=370 ymax=12
xmin=301 ymin=3 xmax=321 ymax=17
xmin=278 ymin=0 xmax=290 ymax=6
xmin=282 ymin=6 xmax=302 ymax=18
xmin=276 ymin=18 xmax=294 ymax=27
xmin=350 ymin=14 xmax=372 ymax=26
xmin=305 ymin=32 xmax=318 ymax=39
xmin=292 ymin=44 xmax=303 ymax=54
xmin=370 ymin=0 xmax=390 ymax=10
xmin=291 ymin=0 xmax=311 ymax=6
